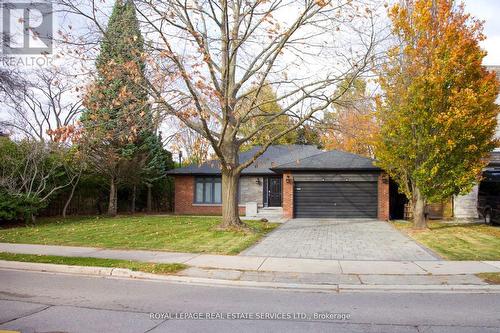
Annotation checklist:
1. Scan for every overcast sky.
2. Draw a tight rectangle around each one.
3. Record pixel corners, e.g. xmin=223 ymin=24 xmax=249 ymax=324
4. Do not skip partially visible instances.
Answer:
xmin=463 ymin=0 xmax=500 ymax=65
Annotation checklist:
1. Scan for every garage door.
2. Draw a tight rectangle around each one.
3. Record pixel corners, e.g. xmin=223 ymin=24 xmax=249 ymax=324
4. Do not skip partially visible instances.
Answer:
xmin=294 ymin=181 xmax=378 ymax=218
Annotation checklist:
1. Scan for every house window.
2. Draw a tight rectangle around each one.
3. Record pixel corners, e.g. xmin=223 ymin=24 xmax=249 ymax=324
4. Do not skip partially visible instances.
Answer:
xmin=195 ymin=177 xmax=222 ymax=204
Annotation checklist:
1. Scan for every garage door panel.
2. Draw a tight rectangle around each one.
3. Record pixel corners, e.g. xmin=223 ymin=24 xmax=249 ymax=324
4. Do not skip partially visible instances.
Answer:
xmin=294 ymin=181 xmax=378 ymax=218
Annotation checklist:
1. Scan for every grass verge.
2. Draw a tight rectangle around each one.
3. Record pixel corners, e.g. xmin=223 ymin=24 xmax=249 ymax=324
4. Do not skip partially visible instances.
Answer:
xmin=393 ymin=220 xmax=500 ymax=260
xmin=476 ymin=273 xmax=500 ymax=285
xmin=0 ymin=252 xmax=187 ymax=274
xmin=0 ymin=215 xmax=278 ymax=255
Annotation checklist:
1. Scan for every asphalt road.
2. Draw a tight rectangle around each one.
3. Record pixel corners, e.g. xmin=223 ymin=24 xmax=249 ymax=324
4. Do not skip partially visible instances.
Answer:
xmin=0 ymin=268 xmax=499 ymax=333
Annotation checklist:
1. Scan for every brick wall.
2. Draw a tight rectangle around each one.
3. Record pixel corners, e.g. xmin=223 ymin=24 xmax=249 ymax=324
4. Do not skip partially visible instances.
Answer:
xmin=175 ymin=173 xmax=389 ymax=219
xmin=282 ymin=172 xmax=293 ymax=219
xmin=378 ymin=173 xmax=390 ymax=220
xmin=173 ymin=175 xmax=245 ymax=215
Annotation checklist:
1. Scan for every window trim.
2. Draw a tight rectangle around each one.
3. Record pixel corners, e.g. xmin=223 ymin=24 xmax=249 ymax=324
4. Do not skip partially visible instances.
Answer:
xmin=194 ymin=177 xmax=222 ymax=204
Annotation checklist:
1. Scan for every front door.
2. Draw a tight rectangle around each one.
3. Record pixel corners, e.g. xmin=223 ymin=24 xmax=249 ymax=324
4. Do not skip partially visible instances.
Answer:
xmin=268 ymin=177 xmax=282 ymax=207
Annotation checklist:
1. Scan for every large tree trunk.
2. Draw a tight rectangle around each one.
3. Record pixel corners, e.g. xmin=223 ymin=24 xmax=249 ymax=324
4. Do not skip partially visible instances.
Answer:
xmin=146 ymin=184 xmax=152 ymax=213
xmin=108 ymin=177 xmax=118 ymax=216
xmin=131 ymin=185 xmax=136 ymax=213
xmin=219 ymin=169 xmax=246 ymax=229
xmin=412 ymin=186 xmax=427 ymax=229
xmin=218 ymin=139 xmax=248 ymax=230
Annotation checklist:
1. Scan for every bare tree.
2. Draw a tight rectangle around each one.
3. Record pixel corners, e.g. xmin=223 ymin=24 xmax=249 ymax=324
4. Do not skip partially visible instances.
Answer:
xmin=57 ymin=0 xmax=382 ymax=228
xmin=1 ymin=67 xmax=85 ymax=218
xmin=1 ymin=68 xmax=82 ymax=142
xmin=0 ymin=28 xmax=27 ymax=97
xmin=0 ymin=139 xmax=79 ymax=222
xmin=0 ymin=68 xmax=25 ymax=96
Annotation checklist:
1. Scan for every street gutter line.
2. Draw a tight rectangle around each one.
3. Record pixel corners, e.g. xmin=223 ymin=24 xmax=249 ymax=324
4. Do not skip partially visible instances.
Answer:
xmin=1 ymin=262 xmax=499 ymax=294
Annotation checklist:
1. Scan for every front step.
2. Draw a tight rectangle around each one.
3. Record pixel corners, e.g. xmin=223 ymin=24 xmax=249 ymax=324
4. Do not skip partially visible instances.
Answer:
xmin=256 ymin=207 xmax=283 ymax=218
xmin=258 ymin=207 xmax=283 ymax=211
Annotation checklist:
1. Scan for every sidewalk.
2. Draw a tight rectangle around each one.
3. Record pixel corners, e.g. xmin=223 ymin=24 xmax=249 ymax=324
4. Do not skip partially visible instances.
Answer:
xmin=1 ymin=243 xmax=499 ymax=290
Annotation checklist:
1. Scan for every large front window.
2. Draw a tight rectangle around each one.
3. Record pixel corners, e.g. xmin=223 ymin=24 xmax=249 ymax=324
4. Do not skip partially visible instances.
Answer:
xmin=195 ymin=177 xmax=222 ymax=204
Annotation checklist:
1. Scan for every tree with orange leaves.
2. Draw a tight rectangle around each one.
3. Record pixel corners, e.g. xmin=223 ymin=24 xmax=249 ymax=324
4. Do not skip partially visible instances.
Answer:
xmin=322 ymin=78 xmax=377 ymax=158
xmin=376 ymin=0 xmax=499 ymax=229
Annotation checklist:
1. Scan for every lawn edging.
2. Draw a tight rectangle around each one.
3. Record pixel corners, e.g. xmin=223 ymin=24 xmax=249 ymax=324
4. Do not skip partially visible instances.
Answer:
xmin=0 ymin=252 xmax=187 ymax=275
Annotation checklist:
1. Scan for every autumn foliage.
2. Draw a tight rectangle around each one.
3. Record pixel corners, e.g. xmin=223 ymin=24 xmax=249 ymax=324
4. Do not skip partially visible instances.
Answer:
xmin=321 ymin=78 xmax=377 ymax=158
xmin=375 ymin=0 xmax=499 ymax=228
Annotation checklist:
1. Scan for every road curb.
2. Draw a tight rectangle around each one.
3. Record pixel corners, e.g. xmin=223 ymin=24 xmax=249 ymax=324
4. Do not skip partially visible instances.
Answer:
xmin=1 ymin=260 xmax=499 ymax=293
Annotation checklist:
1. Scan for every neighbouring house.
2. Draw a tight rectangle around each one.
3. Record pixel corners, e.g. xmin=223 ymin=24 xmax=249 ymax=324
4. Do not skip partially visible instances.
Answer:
xmin=167 ymin=145 xmax=390 ymax=220
xmin=453 ymin=65 xmax=500 ymax=220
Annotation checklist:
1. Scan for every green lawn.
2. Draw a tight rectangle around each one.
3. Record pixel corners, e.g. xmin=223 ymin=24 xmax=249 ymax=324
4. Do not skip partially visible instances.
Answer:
xmin=0 ymin=215 xmax=277 ymax=255
xmin=0 ymin=252 xmax=186 ymax=274
xmin=393 ymin=220 xmax=500 ymax=260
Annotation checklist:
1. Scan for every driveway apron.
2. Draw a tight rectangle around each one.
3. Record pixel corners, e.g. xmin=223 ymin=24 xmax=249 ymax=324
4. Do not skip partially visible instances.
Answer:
xmin=242 ymin=218 xmax=438 ymax=261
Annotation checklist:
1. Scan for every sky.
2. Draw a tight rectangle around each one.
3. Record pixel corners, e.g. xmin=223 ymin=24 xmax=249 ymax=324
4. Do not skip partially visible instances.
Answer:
xmin=1 ymin=0 xmax=499 ymax=141
xmin=463 ymin=0 xmax=500 ymax=65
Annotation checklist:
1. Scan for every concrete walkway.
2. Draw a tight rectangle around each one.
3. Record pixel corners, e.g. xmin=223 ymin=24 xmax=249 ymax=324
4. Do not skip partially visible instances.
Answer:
xmin=243 ymin=218 xmax=439 ymax=260
xmin=1 ymin=243 xmax=499 ymax=278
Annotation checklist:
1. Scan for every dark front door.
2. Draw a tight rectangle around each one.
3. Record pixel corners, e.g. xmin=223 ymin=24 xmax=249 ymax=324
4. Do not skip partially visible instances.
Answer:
xmin=268 ymin=177 xmax=282 ymax=207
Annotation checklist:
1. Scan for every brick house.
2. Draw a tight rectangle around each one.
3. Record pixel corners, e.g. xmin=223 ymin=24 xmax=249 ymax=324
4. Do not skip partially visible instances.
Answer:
xmin=168 ymin=145 xmax=390 ymax=220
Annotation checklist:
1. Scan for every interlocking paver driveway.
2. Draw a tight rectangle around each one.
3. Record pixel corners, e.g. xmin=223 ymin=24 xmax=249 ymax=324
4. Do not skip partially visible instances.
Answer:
xmin=242 ymin=218 xmax=438 ymax=260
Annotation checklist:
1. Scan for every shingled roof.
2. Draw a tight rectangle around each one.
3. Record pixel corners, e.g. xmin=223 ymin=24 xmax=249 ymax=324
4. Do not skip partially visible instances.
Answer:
xmin=167 ymin=145 xmax=323 ymax=175
xmin=271 ymin=150 xmax=380 ymax=171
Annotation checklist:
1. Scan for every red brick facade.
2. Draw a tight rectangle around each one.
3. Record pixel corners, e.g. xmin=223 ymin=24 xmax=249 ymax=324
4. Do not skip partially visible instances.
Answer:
xmin=174 ymin=173 xmax=390 ymax=220
xmin=282 ymin=172 xmax=294 ymax=219
xmin=173 ymin=176 xmax=245 ymax=215
xmin=377 ymin=172 xmax=390 ymax=220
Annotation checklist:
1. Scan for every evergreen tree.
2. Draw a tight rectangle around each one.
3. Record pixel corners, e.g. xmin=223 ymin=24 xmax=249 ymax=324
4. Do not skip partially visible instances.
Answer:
xmin=141 ymin=134 xmax=174 ymax=212
xmin=80 ymin=0 xmax=152 ymax=216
